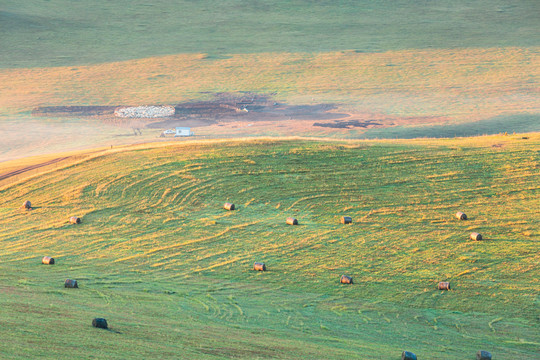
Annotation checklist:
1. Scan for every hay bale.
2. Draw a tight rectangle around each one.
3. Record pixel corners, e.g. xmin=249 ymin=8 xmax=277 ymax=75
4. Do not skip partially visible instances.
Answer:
xmin=470 ymin=232 xmax=483 ymax=241
xmin=402 ymin=351 xmax=417 ymax=360
xmin=224 ymin=203 xmax=235 ymax=211
xmin=64 ymin=279 xmax=78 ymax=288
xmin=253 ymin=262 xmax=266 ymax=271
xmin=42 ymin=256 xmax=55 ymax=265
xmin=476 ymin=350 xmax=492 ymax=360
xmin=286 ymin=217 xmax=298 ymax=225
xmin=341 ymin=216 xmax=352 ymax=224
xmin=69 ymin=216 xmax=81 ymax=224
xmin=21 ymin=200 xmax=32 ymax=210
xmin=438 ymin=281 xmax=450 ymax=290
xmin=92 ymin=318 xmax=108 ymax=329
xmin=340 ymin=275 xmax=353 ymax=284
xmin=455 ymin=211 xmax=467 ymax=220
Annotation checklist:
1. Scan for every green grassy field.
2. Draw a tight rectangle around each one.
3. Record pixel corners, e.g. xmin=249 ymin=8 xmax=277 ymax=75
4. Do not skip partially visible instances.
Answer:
xmin=2 ymin=0 xmax=538 ymax=68
xmin=0 ymin=137 xmax=538 ymax=359
xmin=1 ymin=1 xmax=538 ymax=161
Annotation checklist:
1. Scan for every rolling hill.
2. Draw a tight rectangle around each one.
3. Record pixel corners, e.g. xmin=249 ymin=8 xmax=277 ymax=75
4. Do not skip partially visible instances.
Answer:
xmin=0 ymin=136 xmax=538 ymax=359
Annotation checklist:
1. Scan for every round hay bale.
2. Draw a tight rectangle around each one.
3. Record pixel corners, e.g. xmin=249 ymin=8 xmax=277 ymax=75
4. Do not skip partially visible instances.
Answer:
xmin=92 ymin=318 xmax=108 ymax=329
xmin=69 ymin=216 xmax=81 ymax=224
xmin=224 ymin=203 xmax=235 ymax=211
xmin=253 ymin=262 xmax=266 ymax=271
xmin=438 ymin=281 xmax=450 ymax=290
xmin=340 ymin=275 xmax=353 ymax=284
xmin=21 ymin=200 xmax=32 ymax=210
xmin=286 ymin=217 xmax=298 ymax=225
xmin=64 ymin=279 xmax=78 ymax=288
xmin=455 ymin=211 xmax=467 ymax=220
xmin=341 ymin=216 xmax=352 ymax=224
xmin=470 ymin=232 xmax=483 ymax=241
xmin=476 ymin=350 xmax=492 ymax=360
xmin=402 ymin=351 xmax=417 ymax=360
xmin=42 ymin=256 xmax=55 ymax=265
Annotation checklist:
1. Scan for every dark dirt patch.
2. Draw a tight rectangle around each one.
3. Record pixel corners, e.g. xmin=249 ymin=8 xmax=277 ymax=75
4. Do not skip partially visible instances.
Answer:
xmin=32 ymin=106 xmax=117 ymax=117
xmin=150 ymin=93 xmax=347 ymax=128
xmin=31 ymin=93 xmax=348 ymax=129
xmin=313 ymin=120 xmax=383 ymax=129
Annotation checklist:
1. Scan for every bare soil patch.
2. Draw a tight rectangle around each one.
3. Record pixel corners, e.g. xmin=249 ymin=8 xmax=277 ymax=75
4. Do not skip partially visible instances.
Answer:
xmin=31 ymin=93 xmax=348 ymax=129
xmin=32 ymin=106 xmax=117 ymax=117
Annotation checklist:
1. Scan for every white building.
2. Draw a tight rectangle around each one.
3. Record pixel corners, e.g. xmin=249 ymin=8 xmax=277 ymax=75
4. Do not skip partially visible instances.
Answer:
xmin=175 ymin=127 xmax=193 ymax=137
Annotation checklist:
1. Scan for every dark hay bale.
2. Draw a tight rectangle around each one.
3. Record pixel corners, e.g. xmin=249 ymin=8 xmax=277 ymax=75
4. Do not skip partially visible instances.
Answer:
xmin=64 ymin=279 xmax=78 ymax=288
xmin=224 ymin=202 xmax=235 ymax=210
xmin=402 ymin=351 xmax=417 ymax=360
xmin=92 ymin=318 xmax=108 ymax=329
xmin=341 ymin=216 xmax=352 ymax=224
xmin=253 ymin=262 xmax=266 ymax=271
xmin=477 ymin=350 xmax=492 ymax=360
xmin=286 ymin=217 xmax=298 ymax=225
xmin=470 ymin=232 xmax=483 ymax=241
xmin=455 ymin=211 xmax=467 ymax=220
xmin=42 ymin=256 xmax=55 ymax=265
xmin=21 ymin=200 xmax=32 ymax=210
xmin=69 ymin=216 xmax=81 ymax=224
xmin=522 ymin=136 xmax=529 ymax=139
xmin=438 ymin=281 xmax=451 ymax=290
xmin=340 ymin=275 xmax=353 ymax=284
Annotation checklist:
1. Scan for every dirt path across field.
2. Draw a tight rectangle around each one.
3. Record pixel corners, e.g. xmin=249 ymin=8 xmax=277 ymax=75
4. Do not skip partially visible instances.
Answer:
xmin=0 ymin=156 xmax=71 ymax=181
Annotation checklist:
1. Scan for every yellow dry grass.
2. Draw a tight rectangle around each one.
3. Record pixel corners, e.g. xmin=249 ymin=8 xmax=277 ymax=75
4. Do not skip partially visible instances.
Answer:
xmin=1 ymin=47 xmax=538 ymax=123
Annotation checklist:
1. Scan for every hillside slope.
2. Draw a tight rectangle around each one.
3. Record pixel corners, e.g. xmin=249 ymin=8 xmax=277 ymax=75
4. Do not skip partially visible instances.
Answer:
xmin=0 ymin=136 xmax=538 ymax=359
xmin=3 ymin=0 xmax=538 ymax=68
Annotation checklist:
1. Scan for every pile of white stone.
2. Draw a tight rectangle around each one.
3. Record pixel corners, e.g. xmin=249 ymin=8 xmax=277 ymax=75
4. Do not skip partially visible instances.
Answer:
xmin=114 ymin=105 xmax=175 ymax=118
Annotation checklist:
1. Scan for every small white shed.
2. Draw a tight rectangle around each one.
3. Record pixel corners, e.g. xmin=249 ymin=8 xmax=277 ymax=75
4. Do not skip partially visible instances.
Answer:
xmin=175 ymin=127 xmax=193 ymax=137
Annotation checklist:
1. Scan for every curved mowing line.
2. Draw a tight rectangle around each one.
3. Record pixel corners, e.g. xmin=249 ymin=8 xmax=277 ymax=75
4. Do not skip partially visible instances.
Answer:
xmin=191 ymin=256 xmax=246 ymax=273
xmin=113 ymin=220 xmax=263 ymax=263
xmin=121 ymin=171 xmax=167 ymax=198
xmin=172 ymin=180 xmax=225 ymax=208
xmin=162 ymin=178 xmax=201 ymax=206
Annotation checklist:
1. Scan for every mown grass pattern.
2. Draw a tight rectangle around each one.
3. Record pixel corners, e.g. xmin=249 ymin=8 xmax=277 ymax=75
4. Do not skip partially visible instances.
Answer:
xmin=0 ymin=138 xmax=538 ymax=359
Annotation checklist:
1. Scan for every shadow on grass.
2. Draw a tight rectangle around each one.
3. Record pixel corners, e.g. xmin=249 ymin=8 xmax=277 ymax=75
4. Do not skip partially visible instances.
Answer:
xmin=360 ymin=113 xmax=540 ymax=139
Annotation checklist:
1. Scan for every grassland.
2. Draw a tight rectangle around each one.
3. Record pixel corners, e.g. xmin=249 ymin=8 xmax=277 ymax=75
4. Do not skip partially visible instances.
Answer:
xmin=1 ymin=1 xmax=538 ymax=161
xmin=2 ymin=1 xmax=538 ymax=68
xmin=0 ymin=136 xmax=538 ymax=359
xmin=1 ymin=46 xmax=538 ymax=162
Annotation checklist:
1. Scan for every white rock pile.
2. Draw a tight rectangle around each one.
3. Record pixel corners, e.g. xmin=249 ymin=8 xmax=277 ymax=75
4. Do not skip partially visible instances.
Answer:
xmin=114 ymin=105 xmax=175 ymax=118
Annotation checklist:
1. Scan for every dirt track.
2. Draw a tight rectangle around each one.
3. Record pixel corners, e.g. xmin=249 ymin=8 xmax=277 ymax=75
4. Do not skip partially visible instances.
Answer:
xmin=0 ymin=156 xmax=71 ymax=182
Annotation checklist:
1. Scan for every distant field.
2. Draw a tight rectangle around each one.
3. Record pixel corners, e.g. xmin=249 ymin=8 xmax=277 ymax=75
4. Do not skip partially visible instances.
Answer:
xmin=1 ymin=1 xmax=538 ymax=161
xmin=0 ymin=136 xmax=538 ymax=359
xmin=2 ymin=0 xmax=539 ymax=68
xmin=1 ymin=46 xmax=538 ymax=162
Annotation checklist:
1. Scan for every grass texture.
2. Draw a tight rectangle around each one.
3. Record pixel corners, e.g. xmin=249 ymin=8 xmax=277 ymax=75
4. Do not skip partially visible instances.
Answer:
xmin=2 ymin=0 xmax=538 ymax=68
xmin=0 ymin=136 xmax=538 ymax=359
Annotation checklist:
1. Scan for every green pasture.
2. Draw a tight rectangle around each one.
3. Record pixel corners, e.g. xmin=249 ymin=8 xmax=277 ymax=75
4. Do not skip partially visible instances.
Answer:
xmin=0 ymin=138 xmax=538 ymax=359
xmin=358 ymin=114 xmax=540 ymax=139
xmin=2 ymin=0 xmax=539 ymax=68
